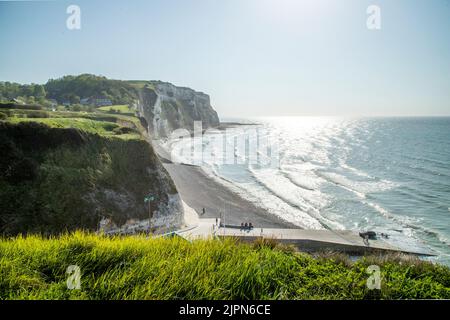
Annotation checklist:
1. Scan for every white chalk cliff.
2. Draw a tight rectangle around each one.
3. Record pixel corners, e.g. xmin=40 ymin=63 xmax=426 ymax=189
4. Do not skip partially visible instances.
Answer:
xmin=136 ymin=81 xmax=220 ymax=138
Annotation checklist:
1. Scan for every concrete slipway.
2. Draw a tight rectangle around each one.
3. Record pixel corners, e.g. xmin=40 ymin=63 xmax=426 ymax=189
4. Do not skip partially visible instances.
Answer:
xmin=176 ymin=219 xmax=435 ymax=256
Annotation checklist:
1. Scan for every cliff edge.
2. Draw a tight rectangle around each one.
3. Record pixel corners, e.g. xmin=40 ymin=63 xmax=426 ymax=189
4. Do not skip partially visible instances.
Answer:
xmin=135 ymin=81 xmax=220 ymax=138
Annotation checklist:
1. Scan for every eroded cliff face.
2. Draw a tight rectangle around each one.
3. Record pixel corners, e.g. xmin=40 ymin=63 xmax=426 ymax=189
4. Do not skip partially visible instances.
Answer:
xmin=136 ymin=81 xmax=220 ymax=138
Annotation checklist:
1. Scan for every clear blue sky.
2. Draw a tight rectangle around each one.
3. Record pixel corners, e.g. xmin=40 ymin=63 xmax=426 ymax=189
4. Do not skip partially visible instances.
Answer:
xmin=1 ymin=0 xmax=449 ymax=117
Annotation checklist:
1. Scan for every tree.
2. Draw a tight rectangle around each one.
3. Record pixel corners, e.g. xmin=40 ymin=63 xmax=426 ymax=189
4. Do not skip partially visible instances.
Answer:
xmin=27 ymin=96 xmax=36 ymax=104
xmin=21 ymin=85 xmax=34 ymax=97
xmin=33 ymin=85 xmax=46 ymax=98
xmin=44 ymin=74 xmax=138 ymax=105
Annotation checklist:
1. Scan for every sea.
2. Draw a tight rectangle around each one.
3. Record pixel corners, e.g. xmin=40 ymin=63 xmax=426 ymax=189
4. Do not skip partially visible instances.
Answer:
xmin=169 ymin=117 xmax=450 ymax=265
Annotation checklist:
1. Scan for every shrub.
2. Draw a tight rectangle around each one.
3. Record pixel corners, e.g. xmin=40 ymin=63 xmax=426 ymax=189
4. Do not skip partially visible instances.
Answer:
xmin=112 ymin=126 xmax=137 ymax=135
xmin=25 ymin=110 xmax=49 ymax=118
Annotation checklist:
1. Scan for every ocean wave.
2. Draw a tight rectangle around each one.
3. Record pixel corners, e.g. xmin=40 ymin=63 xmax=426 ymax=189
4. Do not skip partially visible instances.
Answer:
xmin=339 ymin=162 xmax=374 ymax=179
xmin=404 ymin=163 xmax=450 ymax=180
xmin=402 ymin=154 xmax=450 ymax=171
xmin=281 ymin=171 xmax=318 ymax=191
xmin=200 ymin=165 xmax=326 ymax=230
xmin=315 ymin=170 xmax=396 ymax=198
xmin=248 ymin=167 xmax=344 ymax=230
xmin=395 ymin=187 xmax=449 ymax=207
xmin=363 ymin=201 xmax=450 ymax=248
xmin=314 ymin=171 xmax=365 ymax=199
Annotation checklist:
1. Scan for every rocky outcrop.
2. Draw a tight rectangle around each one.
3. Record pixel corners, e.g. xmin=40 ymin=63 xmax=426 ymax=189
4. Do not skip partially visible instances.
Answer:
xmin=136 ymin=81 xmax=220 ymax=138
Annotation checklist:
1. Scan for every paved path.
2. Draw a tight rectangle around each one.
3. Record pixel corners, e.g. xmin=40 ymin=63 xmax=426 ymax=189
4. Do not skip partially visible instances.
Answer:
xmin=177 ymin=219 xmax=434 ymax=256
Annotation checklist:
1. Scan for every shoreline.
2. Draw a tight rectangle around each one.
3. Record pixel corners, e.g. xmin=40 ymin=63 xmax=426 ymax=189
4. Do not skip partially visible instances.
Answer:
xmin=151 ymin=138 xmax=437 ymax=260
xmin=152 ymin=140 xmax=296 ymax=229
xmin=217 ymin=121 xmax=261 ymax=130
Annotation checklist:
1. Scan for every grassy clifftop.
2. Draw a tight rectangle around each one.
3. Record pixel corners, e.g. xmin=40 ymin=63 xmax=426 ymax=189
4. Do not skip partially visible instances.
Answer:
xmin=0 ymin=232 xmax=449 ymax=300
xmin=0 ymin=110 xmax=178 ymax=235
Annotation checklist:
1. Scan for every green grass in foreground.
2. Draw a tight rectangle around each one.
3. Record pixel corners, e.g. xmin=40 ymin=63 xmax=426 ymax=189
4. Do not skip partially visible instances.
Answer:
xmin=0 ymin=233 xmax=449 ymax=300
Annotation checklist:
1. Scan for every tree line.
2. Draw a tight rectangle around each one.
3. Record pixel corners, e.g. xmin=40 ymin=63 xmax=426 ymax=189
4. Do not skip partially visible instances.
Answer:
xmin=0 ymin=74 xmax=139 ymax=107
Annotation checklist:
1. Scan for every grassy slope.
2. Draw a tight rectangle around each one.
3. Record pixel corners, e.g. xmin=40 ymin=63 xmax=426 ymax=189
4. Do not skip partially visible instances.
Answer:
xmin=4 ymin=109 xmax=144 ymax=139
xmin=0 ymin=233 xmax=449 ymax=300
xmin=97 ymin=105 xmax=133 ymax=114
xmin=0 ymin=109 xmax=176 ymax=235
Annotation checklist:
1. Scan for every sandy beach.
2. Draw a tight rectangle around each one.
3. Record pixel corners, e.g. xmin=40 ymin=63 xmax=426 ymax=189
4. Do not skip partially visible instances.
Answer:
xmin=152 ymin=141 xmax=294 ymax=229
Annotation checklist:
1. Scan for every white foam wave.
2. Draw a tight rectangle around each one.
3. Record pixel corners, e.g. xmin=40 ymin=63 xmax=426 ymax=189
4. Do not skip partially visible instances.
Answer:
xmin=339 ymin=162 xmax=373 ymax=179
xmin=316 ymin=170 xmax=396 ymax=198
xmin=200 ymin=166 xmax=326 ymax=230
xmin=248 ymin=167 xmax=345 ymax=229
xmin=364 ymin=201 xmax=450 ymax=249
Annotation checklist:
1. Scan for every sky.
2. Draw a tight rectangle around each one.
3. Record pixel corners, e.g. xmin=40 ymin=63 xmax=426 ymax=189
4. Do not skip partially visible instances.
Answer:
xmin=0 ymin=0 xmax=449 ymax=117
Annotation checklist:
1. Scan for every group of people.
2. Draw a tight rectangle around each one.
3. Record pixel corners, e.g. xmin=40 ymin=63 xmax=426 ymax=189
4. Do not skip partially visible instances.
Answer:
xmin=240 ymin=222 xmax=254 ymax=230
